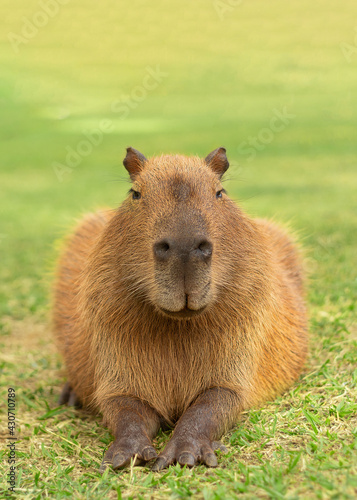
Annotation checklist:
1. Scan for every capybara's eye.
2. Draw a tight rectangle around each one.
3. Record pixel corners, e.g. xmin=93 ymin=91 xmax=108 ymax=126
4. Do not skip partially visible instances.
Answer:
xmin=131 ymin=190 xmax=141 ymax=200
xmin=216 ymin=190 xmax=223 ymax=199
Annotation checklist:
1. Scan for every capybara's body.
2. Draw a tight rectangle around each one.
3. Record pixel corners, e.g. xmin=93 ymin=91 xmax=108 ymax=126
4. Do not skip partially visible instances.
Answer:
xmin=53 ymin=148 xmax=308 ymax=470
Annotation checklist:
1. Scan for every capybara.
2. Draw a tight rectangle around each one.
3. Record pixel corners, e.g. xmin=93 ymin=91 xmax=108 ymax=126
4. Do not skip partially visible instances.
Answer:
xmin=53 ymin=147 xmax=308 ymax=471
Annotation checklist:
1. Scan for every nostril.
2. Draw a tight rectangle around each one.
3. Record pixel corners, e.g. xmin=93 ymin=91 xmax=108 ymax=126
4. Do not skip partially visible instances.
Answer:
xmin=153 ymin=240 xmax=171 ymax=261
xmin=159 ymin=242 xmax=170 ymax=252
xmin=198 ymin=241 xmax=210 ymax=252
xmin=197 ymin=240 xmax=213 ymax=259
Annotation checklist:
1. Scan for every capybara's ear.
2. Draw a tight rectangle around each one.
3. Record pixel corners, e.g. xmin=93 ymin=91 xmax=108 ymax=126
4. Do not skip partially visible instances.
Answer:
xmin=123 ymin=147 xmax=147 ymax=180
xmin=205 ymin=147 xmax=229 ymax=178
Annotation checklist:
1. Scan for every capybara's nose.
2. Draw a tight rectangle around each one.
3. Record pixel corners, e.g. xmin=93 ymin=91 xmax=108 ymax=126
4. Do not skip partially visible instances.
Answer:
xmin=153 ymin=237 xmax=213 ymax=263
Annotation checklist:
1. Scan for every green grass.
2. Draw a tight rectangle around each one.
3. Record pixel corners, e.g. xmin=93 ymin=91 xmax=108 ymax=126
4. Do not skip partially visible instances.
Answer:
xmin=1 ymin=0 xmax=357 ymax=498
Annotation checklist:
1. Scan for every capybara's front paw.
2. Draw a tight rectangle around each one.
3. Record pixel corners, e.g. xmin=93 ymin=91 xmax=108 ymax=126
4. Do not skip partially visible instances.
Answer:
xmin=100 ymin=436 xmax=158 ymax=472
xmin=152 ymin=434 xmax=227 ymax=471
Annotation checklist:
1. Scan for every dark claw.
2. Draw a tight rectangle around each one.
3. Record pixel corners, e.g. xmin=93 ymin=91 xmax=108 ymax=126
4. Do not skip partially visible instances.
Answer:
xmin=142 ymin=446 xmax=158 ymax=461
xmin=99 ymin=460 xmax=111 ymax=474
xmin=212 ymin=441 xmax=228 ymax=454
xmin=58 ymin=382 xmax=71 ymax=405
xmin=58 ymin=382 xmax=82 ymax=408
xmin=68 ymin=390 xmax=82 ymax=408
xmin=178 ymin=452 xmax=195 ymax=467
xmin=203 ymin=452 xmax=218 ymax=467
xmin=112 ymin=452 xmax=130 ymax=469
xmin=152 ymin=456 xmax=169 ymax=472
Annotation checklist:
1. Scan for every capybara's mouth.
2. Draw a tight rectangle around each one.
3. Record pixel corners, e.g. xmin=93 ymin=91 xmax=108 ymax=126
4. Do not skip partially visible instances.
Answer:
xmin=160 ymin=306 xmax=207 ymax=319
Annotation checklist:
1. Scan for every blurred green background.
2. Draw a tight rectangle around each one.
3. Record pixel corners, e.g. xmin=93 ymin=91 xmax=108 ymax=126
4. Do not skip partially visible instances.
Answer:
xmin=0 ymin=0 xmax=356 ymax=319
xmin=1 ymin=2 xmax=357 ymax=498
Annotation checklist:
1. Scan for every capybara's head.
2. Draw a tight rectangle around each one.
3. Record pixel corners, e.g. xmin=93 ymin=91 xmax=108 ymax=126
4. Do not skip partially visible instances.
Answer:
xmin=119 ymin=147 xmax=240 ymax=320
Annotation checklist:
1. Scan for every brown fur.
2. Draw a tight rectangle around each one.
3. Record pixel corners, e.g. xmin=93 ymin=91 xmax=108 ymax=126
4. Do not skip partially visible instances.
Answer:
xmin=53 ymin=148 xmax=308 ymax=469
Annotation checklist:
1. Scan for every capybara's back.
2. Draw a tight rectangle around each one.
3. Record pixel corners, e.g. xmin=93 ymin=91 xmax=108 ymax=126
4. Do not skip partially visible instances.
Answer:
xmin=53 ymin=147 xmax=308 ymax=471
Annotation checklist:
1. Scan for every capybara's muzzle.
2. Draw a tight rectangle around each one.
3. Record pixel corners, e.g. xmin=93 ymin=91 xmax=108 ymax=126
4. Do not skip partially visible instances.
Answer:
xmin=153 ymin=234 xmax=213 ymax=318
